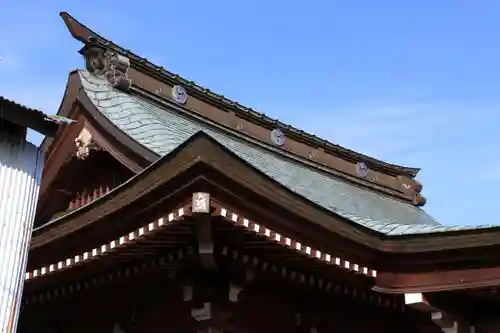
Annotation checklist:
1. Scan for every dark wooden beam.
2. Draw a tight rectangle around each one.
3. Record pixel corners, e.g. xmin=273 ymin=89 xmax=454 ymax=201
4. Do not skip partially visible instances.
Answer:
xmin=404 ymin=292 xmax=477 ymax=333
xmin=375 ymin=268 xmax=500 ymax=293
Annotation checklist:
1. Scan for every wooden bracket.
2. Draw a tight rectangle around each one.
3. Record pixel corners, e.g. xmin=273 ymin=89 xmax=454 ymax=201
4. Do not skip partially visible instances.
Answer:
xmin=405 ymin=293 xmax=475 ymax=333
xmin=295 ymin=312 xmax=319 ymax=333
xmin=192 ymin=192 xmax=216 ymax=269
xmin=182 ymin=280 xmax=234 ymax=333
xmin=229 ymin=268 xmax=255 ymax=303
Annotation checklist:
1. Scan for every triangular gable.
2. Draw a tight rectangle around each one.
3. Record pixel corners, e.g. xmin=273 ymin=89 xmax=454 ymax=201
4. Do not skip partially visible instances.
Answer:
xmin=78 ymin=70 xmax=446 ymax=236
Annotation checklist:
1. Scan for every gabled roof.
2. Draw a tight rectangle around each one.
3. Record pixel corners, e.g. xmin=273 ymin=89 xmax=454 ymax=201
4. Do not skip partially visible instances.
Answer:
xmin=76 ymin=70 xmax=455 ymax=235
xmin=60 ymin=12 xmax=420 ymax=178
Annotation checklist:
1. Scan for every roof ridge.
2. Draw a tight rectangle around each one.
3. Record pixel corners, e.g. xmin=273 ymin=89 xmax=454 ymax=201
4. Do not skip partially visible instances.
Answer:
xmin=59 ymin=11 xmax=420 ymax=178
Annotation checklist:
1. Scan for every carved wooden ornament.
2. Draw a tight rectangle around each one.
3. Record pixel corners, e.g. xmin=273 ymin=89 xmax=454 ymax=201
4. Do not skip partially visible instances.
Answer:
xmin=74 ymin=128 xmax=93 ymax=160
xmin=83 ymin=37 xmax=132 ymax=91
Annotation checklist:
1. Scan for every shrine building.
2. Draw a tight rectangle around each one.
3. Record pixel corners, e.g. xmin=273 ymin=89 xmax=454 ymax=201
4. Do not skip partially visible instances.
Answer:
xmin=18 ymin=11 xmax=500 ymax=333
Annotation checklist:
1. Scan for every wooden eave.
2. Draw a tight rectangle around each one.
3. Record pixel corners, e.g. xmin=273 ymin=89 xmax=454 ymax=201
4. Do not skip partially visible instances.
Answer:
xmin=31 ymin=132 xmax=500 ymax=273
xmin=59 ymin=11 xmax=420 ymax=179
xmin=24 ymin=204 xmax=193 ymax=295
xmin=32 ymin=132 xmax=372 ymax=270
xmin=27 ymin=11 xmax=500 ymax=300
xmin=375 ymin=267 xmax=500 ymax=294
xmin=25 ymin=200 xmax=378 ymax=296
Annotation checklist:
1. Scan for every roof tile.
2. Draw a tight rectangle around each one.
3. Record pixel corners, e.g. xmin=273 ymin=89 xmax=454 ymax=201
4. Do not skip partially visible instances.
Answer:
xmin=79 ymin=70 xmax=462 ymax=235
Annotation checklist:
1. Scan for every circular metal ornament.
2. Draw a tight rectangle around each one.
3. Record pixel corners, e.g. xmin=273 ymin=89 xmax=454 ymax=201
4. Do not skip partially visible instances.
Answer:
xmin=402 ymin=183 xmax=412 ymax=190
xmin=356 ymin=162 xmax=369 ymax=177
xmin=270 ymin=128 xmax=285 ymax=146
xmin=172 ymin=85 xmax=188 ymax=105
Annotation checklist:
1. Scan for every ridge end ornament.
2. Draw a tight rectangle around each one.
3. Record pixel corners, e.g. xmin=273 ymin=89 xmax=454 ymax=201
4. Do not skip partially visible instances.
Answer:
xmin=172 ymin=85 xmax=188 ymax=105
xmin=355 ymin=162 xmax=369 ymax=177
xmin=83 ymin=37 xmax=132 ymax=92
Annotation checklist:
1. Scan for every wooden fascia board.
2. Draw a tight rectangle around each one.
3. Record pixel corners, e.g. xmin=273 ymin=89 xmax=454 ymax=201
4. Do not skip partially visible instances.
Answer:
xmin=29 ymin=134 xmax=378 ymax=271
xmin=41 ymin=69 xmax=155 ymax=179
xmin=382 ymin=229 xmax=500 ymax=253
xmin=30 ymin=134 xmax=204 ymax=250
xmin=34 ymin=133 xmax=500 ymax=259
xmin=38 ymin=106 xmax=84 ymax=196
xmin=42 ymin=70 xmax=156 ymax=182
xmin=24 ymin=203 xmax=192 ymax=293
xmin=375 ymin=268 xmax=500 ymax=294
xmin=37 ymin=73 xmax=152 ymax=218
xmin=177 ymin=136 xmax=500 ymax=255
xmin=42 ymin=71 xmax=87 ymax=157
xmin=40 ymin=73 xmax=83 ymax=193
xmin=74 ymin=89 xmax=157 ymax=165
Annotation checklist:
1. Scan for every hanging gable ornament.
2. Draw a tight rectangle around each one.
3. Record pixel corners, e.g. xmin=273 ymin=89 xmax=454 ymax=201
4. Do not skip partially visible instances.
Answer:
xmin=74 ymin=127 xmax=101 ymax=160
xmin=355 ymin=161 xmax=369 ymax=177
xmin=82 ymin=36 xmax=132 ymax=92
xmin=172 ymin=85 xmax=188 ymax=105
xmin=74 ymin=128 xmax=93 ymax=160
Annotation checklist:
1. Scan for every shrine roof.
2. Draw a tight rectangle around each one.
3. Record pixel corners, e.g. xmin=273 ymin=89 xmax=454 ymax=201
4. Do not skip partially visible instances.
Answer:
xmin=60 ymin=11 xmax=421 ymax=178
xmin=74 ymin=70 xmax=482 ymax=236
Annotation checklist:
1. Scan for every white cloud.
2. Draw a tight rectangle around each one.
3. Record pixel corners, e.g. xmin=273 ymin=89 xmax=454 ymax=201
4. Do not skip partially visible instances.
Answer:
xmin=0 ymin=53 xmax=24 ymax=74
xmin=278 ymin=101 xmax=500 ymax=226
xmin=296 ymin=102 xmax=496 ymax=166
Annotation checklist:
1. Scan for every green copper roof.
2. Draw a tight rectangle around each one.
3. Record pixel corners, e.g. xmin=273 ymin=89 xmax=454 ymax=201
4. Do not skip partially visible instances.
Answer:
xmin=78 ymin=70 xmax=488 ymax=236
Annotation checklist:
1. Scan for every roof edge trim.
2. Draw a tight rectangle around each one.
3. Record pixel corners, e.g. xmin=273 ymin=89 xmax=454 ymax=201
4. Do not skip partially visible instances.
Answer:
xmin=128 ymin=84 xmax=413 ymax=202
xmin=374 ymin=268 xmax=500 ymax=294
xmin=31 ymin=132 xmax=500 ymax=257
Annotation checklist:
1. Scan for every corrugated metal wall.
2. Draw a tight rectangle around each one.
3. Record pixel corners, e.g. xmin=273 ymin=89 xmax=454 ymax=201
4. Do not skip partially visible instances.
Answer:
xmin=0 ymin=137 xmax=44 ymax=333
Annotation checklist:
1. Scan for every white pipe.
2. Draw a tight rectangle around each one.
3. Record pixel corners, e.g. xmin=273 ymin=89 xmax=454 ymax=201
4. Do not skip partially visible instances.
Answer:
xmin=0 ymin=137 xmax=44 ymax=333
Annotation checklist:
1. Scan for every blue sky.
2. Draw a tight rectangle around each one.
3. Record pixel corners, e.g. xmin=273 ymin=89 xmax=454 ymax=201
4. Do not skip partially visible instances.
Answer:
xmin=1 ymin=1 xmax=499 ymax=227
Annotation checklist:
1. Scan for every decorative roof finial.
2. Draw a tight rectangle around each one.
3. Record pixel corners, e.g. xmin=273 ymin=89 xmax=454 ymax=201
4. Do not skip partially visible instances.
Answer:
xmin=82 ymin=36 xmax=132 ymax=91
